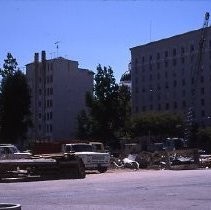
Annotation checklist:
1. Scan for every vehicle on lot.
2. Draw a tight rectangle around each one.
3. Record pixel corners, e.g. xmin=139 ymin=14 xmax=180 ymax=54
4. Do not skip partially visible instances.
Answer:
xmin=89 ymin=142 xmax=105 ymax=152
xmin=0 ymin=144 xmax=31 ymax=159
xmin=62 ymin=143 xmax=110 ymax=173
xmin=0 ymin=153 xmax=86 ymax=180
xmin=0 ymin=144 xmax=86 ymax=180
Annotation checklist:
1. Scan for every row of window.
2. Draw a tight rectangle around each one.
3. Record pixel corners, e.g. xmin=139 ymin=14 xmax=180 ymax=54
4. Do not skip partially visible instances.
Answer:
xmin=38 ymin=88 xmax=53 ymax=96
xmin=38 ymin=124 xmax=53 ymax=133
xmin=136 ymin=103 xmax=206 ymax=117
xmin=137 ymin=40 xmax=211 ymax=64
xmin=38 ymin=75 xmax=53 ymax=84
xmin=136 ymin=52 xmax=211 ymax=71
xmin=38 ymin=99 xmax=53 ymax=108
xmin=38 ymin=112 xmax=53 ymax=121
xmin=139 ymin=75 xmax=205 ymax=86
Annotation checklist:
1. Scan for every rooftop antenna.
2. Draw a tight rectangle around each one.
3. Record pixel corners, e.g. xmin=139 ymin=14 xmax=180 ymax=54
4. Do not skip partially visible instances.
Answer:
xmin=54 ymin=41 xmax=60 ymax=58
xmin=149 ymin=20 xmax=152 ymax=42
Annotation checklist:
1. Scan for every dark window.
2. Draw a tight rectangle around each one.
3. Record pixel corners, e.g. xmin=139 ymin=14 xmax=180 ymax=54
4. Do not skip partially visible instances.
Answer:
xmin=190 ymin=44 xmax=194 ymax=52
xmin=157 ymin=84 xmax=161 ymax=90
xmin=173 ymin=59 xmax=177 ymax=66
xmin=174 ymin=102 xmax=177 ymax=109
xmin=201 ymin=98 xmax=205 ymax=106
xmin=182 ymin=79 xmax=186 ymax=86
xmin=157 ymin=53 xmax=160 ymax=60
xmin=165 ymin=103 xmax=169 ymax=110
xmin=142 ymin=56 xmax=145 ymax=63
xmin=157 ymin=62 xmax=160 ymax=69
xmin=149 ymin=55 xmax=152 ymax=61
xmin=201 ymin=88 xmax=205 ymax=95
xmin=165 ymin=61 xmax=168 ymax=67
xmin=173 ymin=48 xmax=176 ymax=56
xmin=50 ymin=112 xmax=53 ymax=119
xmin=201 ymin=110 xmax=205 ymax=117
xmin=182 ymin=100 xmax=186 ymax=108
xmin=158 ymin=104 xmax=161 ymax=110
xmin=181 ymin=47 xmax=185 ymax=54
xmin=191 ymin=55 xmax=194 ymax=62
xmin=165 ymin=51 xmax=168 ymax=58
xmin=201 ymin=76 xmax=204 ymax=83
xmin=157 ymin=73 xmax=160 ymax=80
xmin=181 ymin=57 xmax=185 ymax=64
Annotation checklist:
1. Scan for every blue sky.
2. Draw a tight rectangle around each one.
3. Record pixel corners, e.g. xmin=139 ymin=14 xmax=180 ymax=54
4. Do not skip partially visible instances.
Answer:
xmin=0 ymin=0 xmax=210 ymax=82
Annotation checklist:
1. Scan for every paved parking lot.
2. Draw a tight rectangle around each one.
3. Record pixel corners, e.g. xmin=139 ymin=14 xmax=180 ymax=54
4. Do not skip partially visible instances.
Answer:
xmin=1 ymin=169 xmax=211 ymax=210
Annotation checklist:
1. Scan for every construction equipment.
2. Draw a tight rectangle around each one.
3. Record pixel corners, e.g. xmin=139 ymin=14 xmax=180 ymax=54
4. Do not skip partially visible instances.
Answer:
xmin=185 ymin=12 xmax=210 ymax=141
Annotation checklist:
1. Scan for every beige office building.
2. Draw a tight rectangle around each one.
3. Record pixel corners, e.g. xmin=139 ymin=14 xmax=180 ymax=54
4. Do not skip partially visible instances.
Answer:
xmin=130 ymin=27 xmax=211 ymax=126
xmin=26 ymin=51 xmax=94 ymax=141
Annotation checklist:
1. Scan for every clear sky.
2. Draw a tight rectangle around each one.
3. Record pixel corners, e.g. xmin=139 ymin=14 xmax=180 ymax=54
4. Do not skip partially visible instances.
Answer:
xmin=0 ymin=0 xmax=210 ymax=82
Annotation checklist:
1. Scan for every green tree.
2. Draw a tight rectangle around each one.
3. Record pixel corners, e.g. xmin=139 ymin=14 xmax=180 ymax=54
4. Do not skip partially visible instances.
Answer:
xmin=130 ymin=112 xmax=184 ymax=139
xmin=0 ymin=53 xmax=31 ymax=146
xmin=0 ymin=53 xmax=17 ymax=78
xmin=77 ymin=65 xmax=131 ymax=146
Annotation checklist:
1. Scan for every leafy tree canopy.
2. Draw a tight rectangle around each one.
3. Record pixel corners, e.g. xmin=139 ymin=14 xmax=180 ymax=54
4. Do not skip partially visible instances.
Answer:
xmin=130 ymin=112 xmax=184 ymax=139
xmin=77 ymin=65 xmax=131 ymax=146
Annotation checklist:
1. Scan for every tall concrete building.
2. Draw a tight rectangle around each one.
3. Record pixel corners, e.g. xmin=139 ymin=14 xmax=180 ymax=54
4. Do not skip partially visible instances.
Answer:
xmin=26 ymin=51 xmax=94 ymax=141
xmin=130 ymin=27 xmax=211 ymax=126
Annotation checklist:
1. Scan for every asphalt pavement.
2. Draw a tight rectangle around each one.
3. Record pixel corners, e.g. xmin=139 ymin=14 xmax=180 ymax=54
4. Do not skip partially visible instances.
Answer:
xmin=1 ymin=169 xmax=211 ymax=210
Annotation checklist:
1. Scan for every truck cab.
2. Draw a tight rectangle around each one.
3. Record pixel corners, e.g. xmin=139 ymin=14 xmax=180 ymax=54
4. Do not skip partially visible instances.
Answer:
xmin=62 ymin=143 xmax=110 ymax=173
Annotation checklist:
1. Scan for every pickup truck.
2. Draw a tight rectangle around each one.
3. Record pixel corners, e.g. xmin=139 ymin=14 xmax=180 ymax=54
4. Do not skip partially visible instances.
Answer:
xmin=0 ymin=144 xmax=31 ymax=159
xmin=62 ymin=143 xmax=110 ymax=173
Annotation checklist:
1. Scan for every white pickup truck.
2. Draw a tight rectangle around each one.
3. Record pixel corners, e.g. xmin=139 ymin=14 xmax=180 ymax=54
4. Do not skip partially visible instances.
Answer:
xmin=62 ymin=143 xmax=110 ymax=173
xmin=0 ymin=144 xmax=31 ymax=160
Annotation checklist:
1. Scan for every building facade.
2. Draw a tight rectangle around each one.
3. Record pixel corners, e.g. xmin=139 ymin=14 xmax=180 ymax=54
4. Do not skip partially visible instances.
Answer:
xmin=26 ymin=51 xmax=94 ymax=141
xmin=130 ymin=27 xmax=211 ymax=126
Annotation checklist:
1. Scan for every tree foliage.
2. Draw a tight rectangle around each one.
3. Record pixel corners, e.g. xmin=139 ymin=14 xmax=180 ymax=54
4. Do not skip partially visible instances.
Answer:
xmin=77 ymin=65 xmax=131 ymax=145
xmin=195 ymin=127 xmax=211 ymax=152
xmin=0 ymin=53 xmax=31 ymax=145
xmin=130 ymin=112 xmax=184 ymax=139
xmin=0 ymin=53 xmax=17 ymax=78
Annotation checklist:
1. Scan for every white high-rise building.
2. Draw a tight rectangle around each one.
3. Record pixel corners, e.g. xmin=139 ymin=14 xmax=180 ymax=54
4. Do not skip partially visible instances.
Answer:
xmin=26 ymin=51 xmax=94 ymax=141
